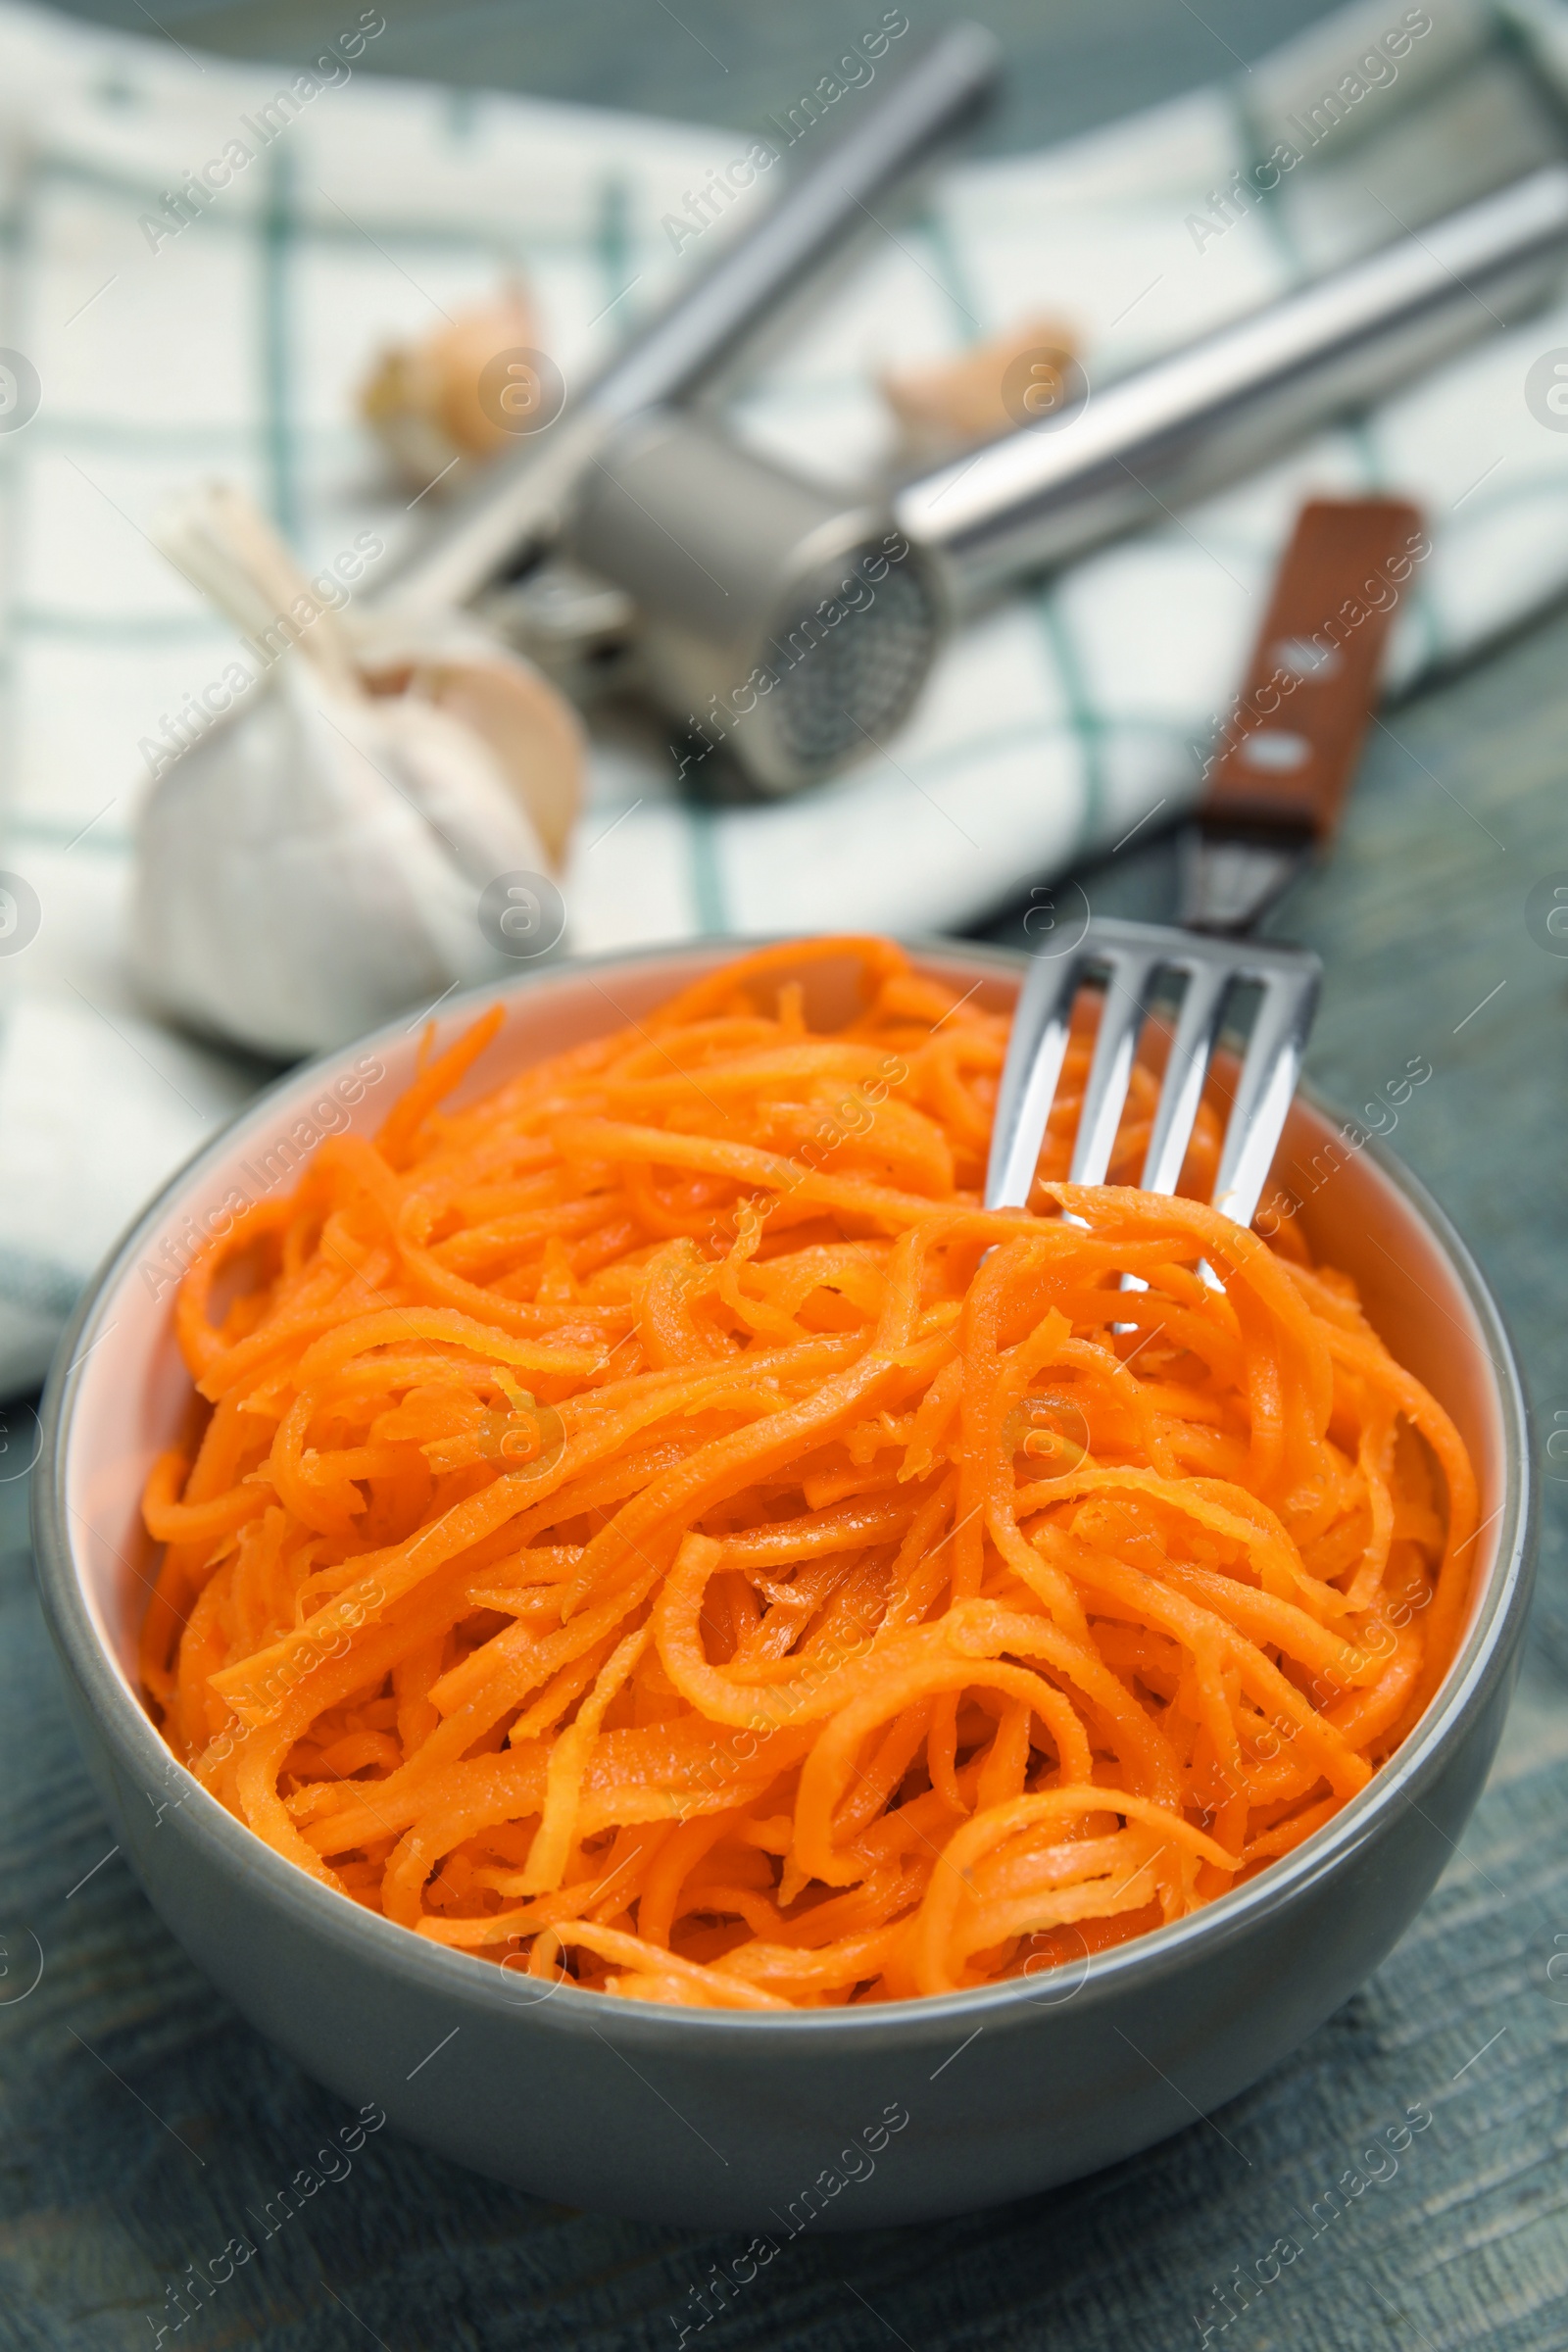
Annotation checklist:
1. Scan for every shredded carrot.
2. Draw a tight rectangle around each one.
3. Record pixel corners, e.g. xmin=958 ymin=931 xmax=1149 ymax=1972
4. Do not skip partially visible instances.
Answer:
xmin=139 ymin=937 xmax=1478 ymax=2007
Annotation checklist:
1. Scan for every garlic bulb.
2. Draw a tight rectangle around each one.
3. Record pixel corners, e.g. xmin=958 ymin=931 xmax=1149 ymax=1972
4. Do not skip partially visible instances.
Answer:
xmin=879 ymin=315 xmax=1080 ymax=463
xmin=361 ymin=282 xmax=539 ymax=486
xmin=131 ymin=484 xmax=585 ymax=1062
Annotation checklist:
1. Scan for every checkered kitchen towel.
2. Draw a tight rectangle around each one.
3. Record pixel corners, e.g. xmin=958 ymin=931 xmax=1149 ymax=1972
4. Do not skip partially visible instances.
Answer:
xmin=4 ymin=0 xmax=1568 ymax=1393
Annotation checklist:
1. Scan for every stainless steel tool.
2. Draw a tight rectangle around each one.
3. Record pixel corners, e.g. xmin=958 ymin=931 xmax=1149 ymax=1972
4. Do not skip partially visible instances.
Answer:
xmin=384 ymin=24 xmax=1001 ymax=610
xmin=378 ymin=21 xmax=1002 ymax=781
xmin=984 ymin=493 xmax=1420 ymax=1225
xmin=985 ymin=917 xmax=1321 ymax=1227
xmin=379 ymin=37 xmax=1568 ymax=797
xmin=900 ymin=166 xmax=1568 ymax=610
xmin=563 ymin=155 xmax=1568 ymax=798
xmin=562 ymin=408 xmax=941 ymax=791
xmin=551 ymin=165 xmax=1568 ymax=796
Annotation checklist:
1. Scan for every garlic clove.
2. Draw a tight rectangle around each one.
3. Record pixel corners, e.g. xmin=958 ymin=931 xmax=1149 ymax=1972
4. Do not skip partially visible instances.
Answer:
xmin=132 ymin=664 xmax=554 ymax=1061
xmin=879 ymin=315 xmax=1080 ymax=462
xmin=360 ymin=282 xmax=539 ymax=482
xmin=356 ymin=617 xmax=584 ymax=871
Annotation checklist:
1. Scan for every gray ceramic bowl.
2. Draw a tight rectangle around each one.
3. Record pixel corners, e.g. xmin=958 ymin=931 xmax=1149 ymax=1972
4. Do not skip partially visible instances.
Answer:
xmin=33 ymin=940 xmax=1534 ymax=2230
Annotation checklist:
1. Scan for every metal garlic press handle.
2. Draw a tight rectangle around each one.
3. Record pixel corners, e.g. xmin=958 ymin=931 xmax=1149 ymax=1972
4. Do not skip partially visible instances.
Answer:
xmin=379 ymin=21 xmax=1002 ymax=616
xmin=899 ymin=165 xmax=1568 ymax=610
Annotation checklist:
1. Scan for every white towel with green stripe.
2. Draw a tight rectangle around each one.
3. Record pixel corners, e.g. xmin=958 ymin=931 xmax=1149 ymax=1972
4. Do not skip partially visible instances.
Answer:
xmin=3 ymin=0 xmax=1567 ymax=1392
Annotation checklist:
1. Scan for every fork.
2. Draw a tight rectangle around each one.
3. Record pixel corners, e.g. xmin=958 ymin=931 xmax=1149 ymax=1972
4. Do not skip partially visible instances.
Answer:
xmin=984 ymin=916 xmax=1321 ymax=1226
xmin=984 ymin=496 xmax=1418 ymax=1226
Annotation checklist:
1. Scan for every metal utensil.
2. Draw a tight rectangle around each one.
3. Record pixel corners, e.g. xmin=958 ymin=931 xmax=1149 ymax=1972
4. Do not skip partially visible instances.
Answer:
xmin=526 ymin=165 xmax=1568 ymax=793
xmin=560 ymin=407 xmax=944 ymax=792
xmin=380 ymin=24 xmax=1001 ymax=618
xmin=382 ymin=53 xmax=1568 ymax=798
xmin=984 ymin=917 xmax=1321 ymax=1228
xmin=984 ymin=494 xmax=1421 ymax=1225
xmin=376 ymin=15 xmax=1568 ymax=800
xmin=901 ymin=165 xmax=1568 ymax=610
xmin=472 ymin=168 xmax=1568 ymax=796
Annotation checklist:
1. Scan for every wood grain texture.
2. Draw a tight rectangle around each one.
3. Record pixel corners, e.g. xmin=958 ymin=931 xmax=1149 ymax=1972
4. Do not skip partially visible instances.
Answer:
xmin=12 ymin=2 xmax=1568 ymax=2344
xmin=1200 ymin=499 xmax=1426 ymax=842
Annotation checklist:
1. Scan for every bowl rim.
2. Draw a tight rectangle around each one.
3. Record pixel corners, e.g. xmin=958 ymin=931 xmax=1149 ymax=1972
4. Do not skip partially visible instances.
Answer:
xmin=31 ymin=936 xmax=1537 ymax=2044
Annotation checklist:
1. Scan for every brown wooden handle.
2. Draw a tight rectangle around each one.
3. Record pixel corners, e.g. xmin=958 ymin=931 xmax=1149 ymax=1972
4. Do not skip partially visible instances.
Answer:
xmin=1202 ymin=496 xmax=1427 ymax=840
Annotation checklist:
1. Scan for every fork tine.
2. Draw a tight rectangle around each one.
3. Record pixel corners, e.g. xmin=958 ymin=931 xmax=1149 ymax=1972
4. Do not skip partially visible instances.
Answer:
xmin=1069 ymin=949 xmax=1160 ymax=1183
xmin=985 ymin=947 xmax=1082 ymax=1210
xmin=990 ymin=918 xmax=1321 ymax=1225
xmin=1138 ymin=959 xmax=1231 ymax=1195
xmin=1209 ymin=955 xmax=1322 ymax=1227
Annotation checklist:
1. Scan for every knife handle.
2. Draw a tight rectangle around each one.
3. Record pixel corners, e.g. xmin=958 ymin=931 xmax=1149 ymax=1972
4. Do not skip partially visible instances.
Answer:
xmin=1200 ymin=496 xmax=1425 ymax=839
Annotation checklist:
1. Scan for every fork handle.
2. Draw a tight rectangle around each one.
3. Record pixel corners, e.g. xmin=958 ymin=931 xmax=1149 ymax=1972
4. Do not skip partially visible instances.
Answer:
xmin=1199 ymin=495 xmax=1424 ymax=840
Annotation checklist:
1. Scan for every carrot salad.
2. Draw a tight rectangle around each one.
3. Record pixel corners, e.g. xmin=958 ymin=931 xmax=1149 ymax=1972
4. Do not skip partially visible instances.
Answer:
xmin=140 ymin=937 xmax=1478 ymax=2009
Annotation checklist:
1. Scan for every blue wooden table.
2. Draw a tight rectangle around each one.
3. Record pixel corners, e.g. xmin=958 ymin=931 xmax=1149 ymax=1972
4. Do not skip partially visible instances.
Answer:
xmin=8 ymin=3 xmax=1568 ymax=2345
